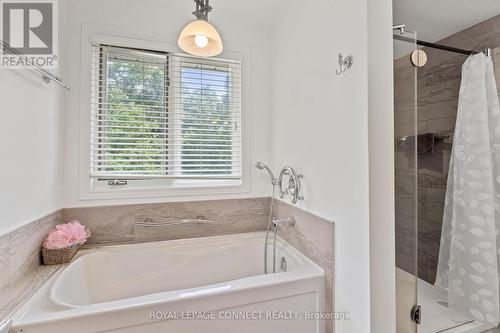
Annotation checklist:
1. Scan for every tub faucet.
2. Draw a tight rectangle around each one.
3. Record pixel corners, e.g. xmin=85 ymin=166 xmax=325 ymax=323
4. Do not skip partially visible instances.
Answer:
xmin=272 ymin=217 xmax=296 ymax=228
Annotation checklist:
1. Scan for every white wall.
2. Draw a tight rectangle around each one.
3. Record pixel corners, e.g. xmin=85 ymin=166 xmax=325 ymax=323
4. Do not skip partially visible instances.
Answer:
xmin=367 ymin=0 xmax=396 ymax=332
xmin=269 ymin=0 xmax=371 ymax=332
xmin=60 ymin=0 xmax=272 ymax=208
xmin=0 ymin=67 xmax=62 ymax=236
xmin=0 ymin=1 xmax=64 ymax=236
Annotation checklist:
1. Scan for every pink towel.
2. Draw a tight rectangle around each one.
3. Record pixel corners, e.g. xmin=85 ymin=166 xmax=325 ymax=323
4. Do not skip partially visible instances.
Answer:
xmin=43 ymin=220 xmax=91 ymax=250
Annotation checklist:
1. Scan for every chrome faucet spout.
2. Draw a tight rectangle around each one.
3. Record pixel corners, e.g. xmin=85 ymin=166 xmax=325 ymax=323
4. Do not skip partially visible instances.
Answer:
xmin=272 ymin=217 xmax=296 ymax=228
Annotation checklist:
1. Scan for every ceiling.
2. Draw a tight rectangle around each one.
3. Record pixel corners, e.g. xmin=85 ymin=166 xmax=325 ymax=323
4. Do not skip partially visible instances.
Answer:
xmin=394 ymin=0 xmax=500 ymax=42
xmin=208 ymin=0 xmax=500 ymax=40
xmin=192 ymin=0 xmax=500 ymax=39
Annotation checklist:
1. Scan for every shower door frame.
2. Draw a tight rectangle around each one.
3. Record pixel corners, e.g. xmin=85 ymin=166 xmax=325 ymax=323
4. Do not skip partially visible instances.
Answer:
xmin=393 ymin=27 xmax=420 ymax=333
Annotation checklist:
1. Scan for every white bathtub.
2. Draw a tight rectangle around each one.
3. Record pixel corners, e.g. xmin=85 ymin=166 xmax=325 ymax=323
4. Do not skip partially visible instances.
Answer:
xmin=12 ymin=232 xmax=325 ymax=333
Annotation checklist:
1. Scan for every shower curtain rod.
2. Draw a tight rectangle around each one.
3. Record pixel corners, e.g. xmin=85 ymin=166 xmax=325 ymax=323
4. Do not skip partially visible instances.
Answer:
xmin=416 ymin=39 xmax=479 ymax=56
xmin=393 ymin=34 xmax=485 ymax=56
xmin=392 ymin=27 xmax=491 ymax=56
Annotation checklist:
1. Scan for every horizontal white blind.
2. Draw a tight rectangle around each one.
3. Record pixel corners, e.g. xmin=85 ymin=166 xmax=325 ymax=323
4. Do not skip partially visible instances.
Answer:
xmin=90 ymin=44 xmax=242 ymax=180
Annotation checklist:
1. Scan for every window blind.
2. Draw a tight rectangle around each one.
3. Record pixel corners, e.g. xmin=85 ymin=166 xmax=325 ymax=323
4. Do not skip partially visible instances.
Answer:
xmin=90 ymin=44 xmax=242 ymax=181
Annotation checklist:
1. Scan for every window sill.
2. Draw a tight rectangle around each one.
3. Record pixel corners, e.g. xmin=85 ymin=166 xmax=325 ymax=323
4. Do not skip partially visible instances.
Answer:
xmin=79 ymin=181 xmax=250 ymax=201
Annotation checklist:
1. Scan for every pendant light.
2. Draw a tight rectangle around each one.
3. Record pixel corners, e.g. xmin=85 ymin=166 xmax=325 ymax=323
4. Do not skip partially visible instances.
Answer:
xmin=178 ymin=0 xmax=223 ymax=57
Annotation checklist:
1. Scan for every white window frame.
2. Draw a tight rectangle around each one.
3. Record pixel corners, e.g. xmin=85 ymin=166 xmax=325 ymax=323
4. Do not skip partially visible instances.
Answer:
xmin=78 ymin=26 xmax=249 ymax=200
xmin=169 ymin=57 xmax=242 ymax=188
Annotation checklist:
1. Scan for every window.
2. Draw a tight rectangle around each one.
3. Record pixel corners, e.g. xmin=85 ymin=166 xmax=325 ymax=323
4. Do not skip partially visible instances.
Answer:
xmin=89 ymin=44 xmax=242 ymax=191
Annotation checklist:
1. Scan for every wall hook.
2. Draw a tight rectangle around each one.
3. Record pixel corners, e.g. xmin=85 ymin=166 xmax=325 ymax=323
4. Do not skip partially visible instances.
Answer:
xmin=336 ymin=53 xmax=353 ymax=75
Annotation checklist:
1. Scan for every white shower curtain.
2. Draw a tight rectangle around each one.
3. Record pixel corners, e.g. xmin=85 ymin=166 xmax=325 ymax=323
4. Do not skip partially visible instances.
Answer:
xmin=436 ymin=53 xmax=500 ymax=326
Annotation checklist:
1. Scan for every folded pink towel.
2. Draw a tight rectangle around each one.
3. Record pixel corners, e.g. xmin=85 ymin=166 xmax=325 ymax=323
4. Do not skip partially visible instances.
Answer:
xmin=43 ymin=220 xmax=91 ymax=250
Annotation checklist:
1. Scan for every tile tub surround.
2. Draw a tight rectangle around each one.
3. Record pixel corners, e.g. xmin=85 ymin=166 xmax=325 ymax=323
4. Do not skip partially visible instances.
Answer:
xmin=0 ymin=198 xmax=270 ymax=323
xmin=394 ymin=15 xmax=500 ymax=284
xmin=273 ymin=200 xmax=335 ymax=333
xmin=0 ymin=211 xmax=63 ymax=322
xmin=1 ymin=197 xmax=335 ymax=333
xmin=63 ymin=197 xmax=272 ymax=245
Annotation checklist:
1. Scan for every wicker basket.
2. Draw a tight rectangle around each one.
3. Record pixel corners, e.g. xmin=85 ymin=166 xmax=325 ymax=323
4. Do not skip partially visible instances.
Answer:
xmin=42 ymin=245 xmax=81 ymax=265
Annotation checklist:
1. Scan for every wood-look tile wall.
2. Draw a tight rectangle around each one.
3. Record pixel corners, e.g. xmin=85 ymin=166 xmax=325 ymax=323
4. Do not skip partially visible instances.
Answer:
xmin=64 ymin=197 xmax=271 ymax=245
xmin=395 ymin=15 xmax=500 ymax=283
xmin=0 ymin=211 xmax=63 ymax=321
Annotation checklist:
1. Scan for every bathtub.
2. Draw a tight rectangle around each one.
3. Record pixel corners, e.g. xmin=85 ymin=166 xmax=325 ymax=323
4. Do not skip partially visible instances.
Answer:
xmin=11 ymin=232 xmax=325 ymax=333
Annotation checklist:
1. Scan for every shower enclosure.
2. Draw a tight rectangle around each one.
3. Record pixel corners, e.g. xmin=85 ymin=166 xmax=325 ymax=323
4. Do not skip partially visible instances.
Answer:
xmin=394 ymin=28 xmax=419 ymax=333
xmin=393 ymin=22 xmax=500 ymax=333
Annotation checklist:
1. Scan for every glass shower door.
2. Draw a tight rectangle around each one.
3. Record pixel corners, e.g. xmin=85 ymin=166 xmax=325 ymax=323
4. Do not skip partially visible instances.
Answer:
xmin=394 ymin=28 xmax=419 ymax=333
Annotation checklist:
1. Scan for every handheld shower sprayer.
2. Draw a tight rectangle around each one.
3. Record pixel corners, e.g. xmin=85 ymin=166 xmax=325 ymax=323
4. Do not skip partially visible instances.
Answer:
xmin=254 ymin=161 xmax=277 ymax=185
xmin=255 ymin=161 xmax=304 ymax=274
xmin=255 ymin=161 xmax=277 ymax=274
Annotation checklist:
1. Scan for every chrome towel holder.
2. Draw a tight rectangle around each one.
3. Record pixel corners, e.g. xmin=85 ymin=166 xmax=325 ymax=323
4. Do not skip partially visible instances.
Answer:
xmin=135 ymin=216 xmax=216 ymax=228
xmin=0 ymin=40 xmax=71 ymax=90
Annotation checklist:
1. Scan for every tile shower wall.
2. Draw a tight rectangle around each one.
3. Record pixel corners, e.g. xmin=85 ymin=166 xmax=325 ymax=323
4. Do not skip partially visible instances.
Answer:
xmin=395 ymin=15 xmax=500 ymax=284
xmin=394 ymin=52 xmax=418 ymax=278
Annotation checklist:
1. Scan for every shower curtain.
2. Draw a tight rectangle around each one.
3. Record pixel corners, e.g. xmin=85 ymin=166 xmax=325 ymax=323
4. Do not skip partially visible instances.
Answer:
xmin=436 ymin=53 xmax=500 ymax=326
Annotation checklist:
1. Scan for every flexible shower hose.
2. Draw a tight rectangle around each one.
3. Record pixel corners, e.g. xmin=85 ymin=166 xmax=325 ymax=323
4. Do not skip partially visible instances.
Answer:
xmin=264 ymin=185 xmax=276 ymax=274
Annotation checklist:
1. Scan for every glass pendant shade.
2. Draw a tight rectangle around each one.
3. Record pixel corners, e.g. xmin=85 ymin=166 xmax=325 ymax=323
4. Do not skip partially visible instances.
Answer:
xmin=178 ymin=19 xmax=223 ymax=57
